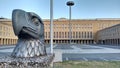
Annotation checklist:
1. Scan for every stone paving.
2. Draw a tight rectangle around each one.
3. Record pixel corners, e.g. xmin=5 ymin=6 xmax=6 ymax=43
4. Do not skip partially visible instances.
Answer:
xmin=1 ymin=44 xmax=120 ymax=62
xmin=53 ymin=44 xmax=120 ymax=62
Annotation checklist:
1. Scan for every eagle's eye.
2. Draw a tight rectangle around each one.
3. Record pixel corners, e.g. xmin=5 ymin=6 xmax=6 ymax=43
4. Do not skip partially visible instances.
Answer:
xmin=32 ymin=17 xmax=40 ymax=26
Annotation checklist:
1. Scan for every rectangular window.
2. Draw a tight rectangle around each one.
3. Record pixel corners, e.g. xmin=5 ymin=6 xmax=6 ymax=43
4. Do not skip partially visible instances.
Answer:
xmin=79 ymin=32 xmax=81 ymax=38
xmin=59 ymin=32 xmax=61 ymax=38
xmin=65 ymin=32 xmax=66 ymax=38
xmin=48 ymin=32 xmax=50 ymax=38
xmin=90 ymin=32 xmax=92 ymax=38
xmin=62 ymin=32 xmax=64 ymax=38
xmin=54 ymin=32 xmax=55 ymax=38
xmin=68 ymin=32 xmax=69 ymax=38
xmin=87 ymin=32 xmax=89 ymax=38
xmin=82 ymin=32 xmax=83 ymax=38
xmin=76 ymin=32 xmax=78 ymax=38
xmin=73 ymin=32 xmax=75 ymax=38
xmin=56 ymin=32 xmax=58 ymax=38
xmin=85 ymin=32 xmax=86 ymax=38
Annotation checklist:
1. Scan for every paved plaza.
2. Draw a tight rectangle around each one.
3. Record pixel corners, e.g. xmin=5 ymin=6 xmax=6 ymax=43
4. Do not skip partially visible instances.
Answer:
xmin=0 ymin=44 xmax=120 ymax=62
xmin=50 ymin=44 xmax=120 ymax=62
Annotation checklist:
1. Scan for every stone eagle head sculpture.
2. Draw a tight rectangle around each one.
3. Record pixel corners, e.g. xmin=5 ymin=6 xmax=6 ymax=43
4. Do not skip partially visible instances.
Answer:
xmin=12 ymin=9 xmax=46 ymax=57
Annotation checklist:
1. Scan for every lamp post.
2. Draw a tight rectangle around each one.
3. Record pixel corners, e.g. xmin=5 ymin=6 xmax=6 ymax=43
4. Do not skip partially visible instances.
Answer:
xmin=66 ymin=1 xmax=74 ymax=44
xmin=50 ymin=0 xmax=53 ymax=54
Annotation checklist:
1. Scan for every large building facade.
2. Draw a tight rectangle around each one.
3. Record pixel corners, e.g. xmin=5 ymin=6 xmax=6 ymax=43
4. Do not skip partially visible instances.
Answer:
xmin=97 ymin=24 xmax=120 ymax=45
xmin=0 ymin=18 xmax=18 ymax=45
xmin=0 ymin=18 xmax=120 ymax=45
xmin=44 ymin=18 xmax=120 ymax=44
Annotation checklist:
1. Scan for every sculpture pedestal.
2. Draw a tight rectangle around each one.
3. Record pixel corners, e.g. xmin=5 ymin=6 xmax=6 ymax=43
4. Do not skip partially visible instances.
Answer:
xmin=0 ymin=54 xmax=54 ymax=68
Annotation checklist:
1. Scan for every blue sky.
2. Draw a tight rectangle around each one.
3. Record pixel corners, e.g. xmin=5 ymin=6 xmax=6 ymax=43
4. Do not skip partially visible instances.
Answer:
xmin=0 ymin=0 xmax=120 ymax=19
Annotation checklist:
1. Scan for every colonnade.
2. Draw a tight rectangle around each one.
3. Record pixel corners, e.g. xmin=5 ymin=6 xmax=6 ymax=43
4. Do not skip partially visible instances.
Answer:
xmin=98 ymin=39 xmax=120 ymax=45
xmin=45 ymin=40 xmax=94 ymax=44
xmin=0 ymin=38 xmax=17 ymax=45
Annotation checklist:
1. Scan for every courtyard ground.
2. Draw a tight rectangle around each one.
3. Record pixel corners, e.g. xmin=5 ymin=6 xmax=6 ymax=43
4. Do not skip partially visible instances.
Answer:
xmin=0 ymin=44 xmax=120 ymax=68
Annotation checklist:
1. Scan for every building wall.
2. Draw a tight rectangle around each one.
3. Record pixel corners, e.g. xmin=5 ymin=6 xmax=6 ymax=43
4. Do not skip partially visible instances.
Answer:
xmin=0 ymin=18 xmax=120 ymax=45
xmin=0 ymin=18 xmax=18 ymax=45
xmin=44 ymin=18 xmax=120 ymax=44
xmin=96 ymin=24 xmax=120 ymax=45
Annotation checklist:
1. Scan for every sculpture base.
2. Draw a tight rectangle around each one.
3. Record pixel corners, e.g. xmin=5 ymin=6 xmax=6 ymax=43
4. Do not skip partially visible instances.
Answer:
xmin=12 ymin=39 xmax=46 ymax=57
xmin=0 ymin=54 xmax=54 ymax=68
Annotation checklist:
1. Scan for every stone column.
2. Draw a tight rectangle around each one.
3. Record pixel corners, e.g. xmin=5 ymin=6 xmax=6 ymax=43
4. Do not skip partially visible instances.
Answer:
xmin=3 ymin=39 xmax=5 ymax=45
xmin=14 ymin=39 xmax=15 ymax=44
xmin=0 ymin=38 xmax=1 ymax=45
xmin=1 ymin=38 xmax=3 ymax=45
xmin=118 ymin=39 xmax=120 ymax=45
xmin=111 ymin=39 xmax=113 ymax=45
xmin=10 ymin=39 xmax=12 ymax=44
xmin=6 ymin=39 xmax=8 ymax=45
xmin=119 ymin=39 xmax=120 ymax=45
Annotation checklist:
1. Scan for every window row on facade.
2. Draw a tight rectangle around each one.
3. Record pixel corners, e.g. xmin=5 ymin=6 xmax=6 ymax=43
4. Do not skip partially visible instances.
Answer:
xmin=45 ymin=24 xmax=93 ymax=27
xmin=0 ymin=32 xmax=14 ymax=37
xmin=45 ymin=24 xmax=93 ymax=30
xmin=45 ymin=31 xmax=93 ymax=39
xmin=45 ymin=26 xmax=93 ymax=30
xmin=45 ymin=40 xmax=94 ymax=44
xmin=0 ymin=25 xmax=13 ymax=32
